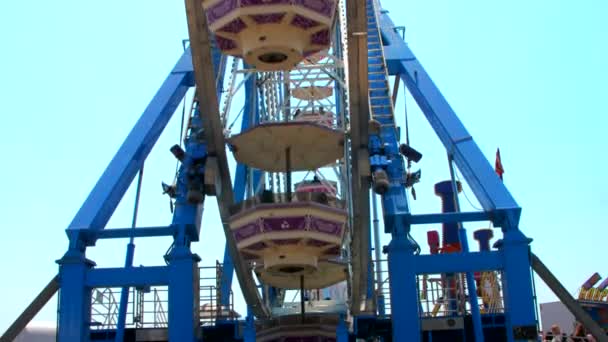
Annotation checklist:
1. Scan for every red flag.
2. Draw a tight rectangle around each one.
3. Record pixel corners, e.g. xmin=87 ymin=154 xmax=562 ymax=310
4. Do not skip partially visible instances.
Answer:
xmin=495 ymin=148 xmax=504 ymax=180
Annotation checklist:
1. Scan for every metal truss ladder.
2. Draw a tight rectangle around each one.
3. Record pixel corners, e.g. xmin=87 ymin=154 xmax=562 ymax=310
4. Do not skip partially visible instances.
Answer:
xmin=366 ymin=0 xmax=396 ymax=131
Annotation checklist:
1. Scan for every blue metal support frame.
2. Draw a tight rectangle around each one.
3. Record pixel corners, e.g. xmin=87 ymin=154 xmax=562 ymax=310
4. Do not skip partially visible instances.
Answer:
xmin=164 ymin=42 xmax=226 ymax=342
xmin=365 ymin=1 xmax=421 ymax=339
xmin=56 ymin=42 xmax=230 ymax=341
xmin=378 ymin=10 xmax=521 ymax=220
xmin=87 ymin=266 xmax=169 ymax=287
xmin=57 ymin=49 xmax=195 ymax=341
xmin=89 ymin=226 xmax=178 ymax=239
xmin=406 ymin=211 xmax=494 ymax=225
xmin=413 ymin=252 xmax=502 ymax=274
xmin=67 ymin=50 xmax=194 ymax=237
xmin=376 ymin=5 xmax=537 ymax=340
xmin=46 ymin=0 xmax=542 ymax=339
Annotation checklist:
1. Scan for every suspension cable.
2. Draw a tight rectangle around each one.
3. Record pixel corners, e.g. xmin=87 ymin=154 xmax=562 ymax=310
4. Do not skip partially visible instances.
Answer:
xmin=453 ymin=167 xmax=483 ymax=212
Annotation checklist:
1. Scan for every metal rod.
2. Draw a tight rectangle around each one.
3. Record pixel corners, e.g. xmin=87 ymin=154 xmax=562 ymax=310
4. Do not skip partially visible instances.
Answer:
xmin=286 ymin=147 xmax=292 ymax=202
xmin=392 ymin=75 xmax=400 ymax=107
xmin=531 ymin=254 xmax=608 ymax=342
xmin=283 ymin=71 xmax=291 ymax=121
xmin=130 ymin=166 xmax=144 ymax=240
xmin=372 ymin=193 xmax=383 ymax=284
xmin=0 ymin=276 xmax=59 ymax=342
xmin=371 ymin=193 xmax=385 ymax=316
xmin=447 ymin=155 xmax=484 ymax=342
xmin=300 ymin=275 xmax=305 ymax=323
xmin=116 ymin=165 xmax=145 ymax=342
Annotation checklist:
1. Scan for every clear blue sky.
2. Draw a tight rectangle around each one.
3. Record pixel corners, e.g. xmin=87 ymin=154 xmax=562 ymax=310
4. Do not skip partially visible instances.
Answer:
xmin=0 ymin=0 xmax=607 ymax=333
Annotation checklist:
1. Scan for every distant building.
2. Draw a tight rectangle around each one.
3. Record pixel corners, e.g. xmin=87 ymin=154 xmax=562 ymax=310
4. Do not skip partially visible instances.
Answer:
xmin=14 ymin=322 xmax=56 ymax=342
xmin=540 ymin=301 xmax=576 ymax=335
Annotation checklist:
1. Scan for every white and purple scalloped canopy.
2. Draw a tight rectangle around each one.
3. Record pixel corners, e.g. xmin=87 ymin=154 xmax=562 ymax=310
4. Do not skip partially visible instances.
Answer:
xmin=229 ymin=201 xmax=348 ymax=289
xmin=202 ymin=0 xmax=338 ymax=71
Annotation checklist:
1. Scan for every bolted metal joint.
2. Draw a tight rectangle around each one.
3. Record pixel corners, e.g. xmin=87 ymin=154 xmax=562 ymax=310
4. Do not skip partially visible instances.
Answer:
xmin=372 ymin=169 xmax=390 ymax=194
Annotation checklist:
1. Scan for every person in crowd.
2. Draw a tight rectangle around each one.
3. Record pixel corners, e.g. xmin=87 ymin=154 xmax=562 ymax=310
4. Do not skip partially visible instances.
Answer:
xmin=571 ymin=323 xmax=586 ymax=341
xmin=550 ymin=324 xmax=572 ymax=342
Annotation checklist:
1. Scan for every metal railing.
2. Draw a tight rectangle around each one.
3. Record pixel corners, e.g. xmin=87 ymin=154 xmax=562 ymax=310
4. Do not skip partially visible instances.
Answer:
xmin=88 ymin=263 xmax=236 ymax=330
xmin=418 ymin=274 xmax=468 ymax=317
xmin=418 ymin=271 xmax=504 ymax=318
xmin=372 ymin=259 xmax=505 ymax=318
xmin=199 ymin=263 xmax=238 ymax=325
xmin=136 ymin=288 xmax=168 ymax=328
xmin=90 ymin=288 xmax=122 ymax=329
xmin=373 ymin=259 xmax=391 ymax=316
xmin=229 ymin=191 xmax=346 ymax=215
xmin=90 ymin=286 xmax=168 ymax=330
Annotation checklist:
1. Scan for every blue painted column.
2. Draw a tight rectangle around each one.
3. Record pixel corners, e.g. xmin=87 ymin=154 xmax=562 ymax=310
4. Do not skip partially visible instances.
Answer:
xmin=164 ymin=101 xmax=207 ymax=341
xmin=165 ymin=115 xmax=205 ymax=341
xmin=337 ymin=314 xmax=349 ymax=342
xmin=500 ymin=226 xmax=537 ymax=341
xmin=386 ymin=214 xmax=420 ymax=342
xmin=374 ymin=7 xmax=538 ymax=340
xmin=56 ymin=245 xmax=94 ymax=342
xmin=243 ymin=308 xmax=256 ymax=342
xmin=166 ymin=229 xmax=200 ymax=342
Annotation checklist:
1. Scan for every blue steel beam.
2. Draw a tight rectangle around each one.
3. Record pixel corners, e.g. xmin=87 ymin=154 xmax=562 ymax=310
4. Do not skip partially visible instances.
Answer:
xmin=378 ymin=10 xmax=521 ymax=225
xmin=67 ymin=50 xmax=194 ymax=237
xmin=86 ymin=266 xmax=169 ymax=287
xmin=414 ymin=251 xmax=503 ymax=274
xmin=90 ymin=226 xmax=177 ymax=239
xmin=406 ymin=211 xmax=494 ymax=225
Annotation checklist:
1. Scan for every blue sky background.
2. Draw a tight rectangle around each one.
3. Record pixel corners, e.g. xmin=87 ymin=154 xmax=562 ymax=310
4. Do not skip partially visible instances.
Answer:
xmin=1 ymin=0 xmax=607 ymax=332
